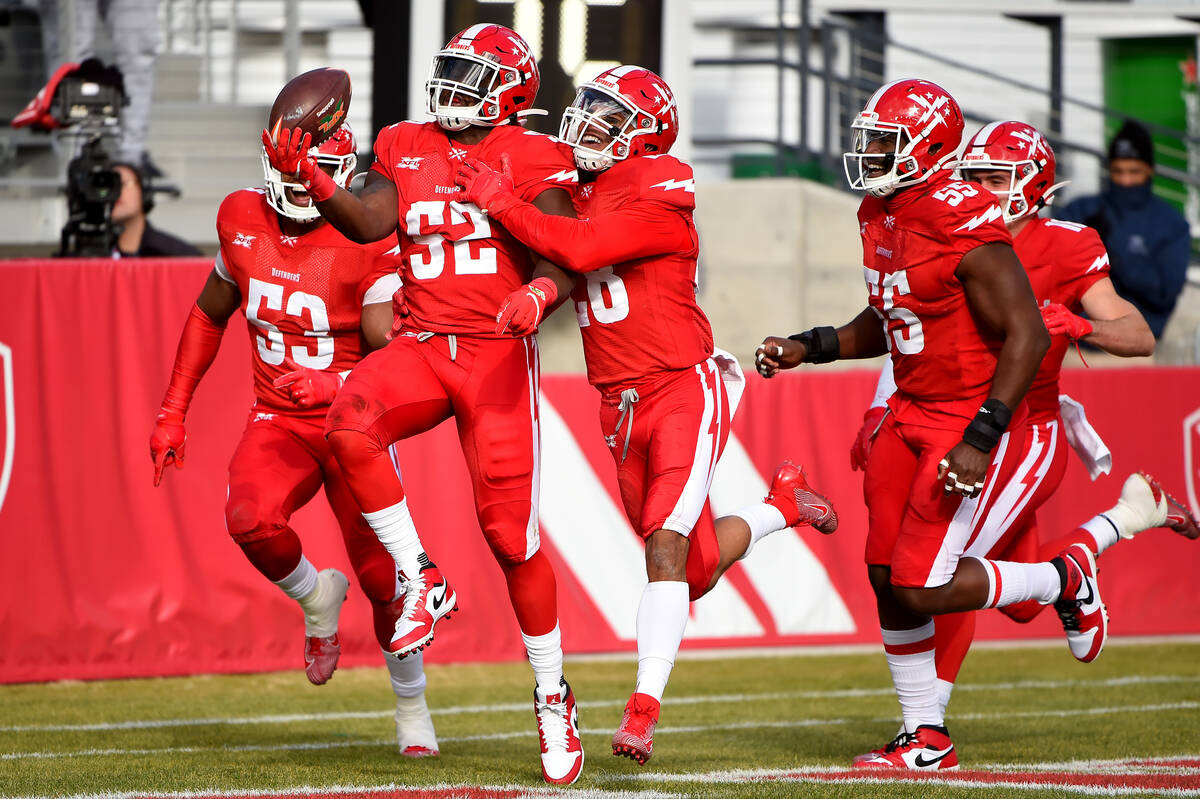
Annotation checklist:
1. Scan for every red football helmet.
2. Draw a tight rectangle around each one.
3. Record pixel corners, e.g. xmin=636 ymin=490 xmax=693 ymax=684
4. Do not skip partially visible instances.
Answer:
xmin=559 ymin=65 xmax=678 ymax=172
xmin=261 ymin=123 xmax=357 ymax=222
xmin=843 ymin=78 xmax=964 ymax=197
xmin=426 ymin=24 xmax=541 ymax=131
xmin=953 ymin=120 xmax=1066 ymax=223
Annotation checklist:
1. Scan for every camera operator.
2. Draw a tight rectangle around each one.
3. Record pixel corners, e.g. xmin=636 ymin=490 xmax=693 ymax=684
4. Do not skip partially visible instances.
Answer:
xmin=111 ymin=162 xmax=200 ymax=257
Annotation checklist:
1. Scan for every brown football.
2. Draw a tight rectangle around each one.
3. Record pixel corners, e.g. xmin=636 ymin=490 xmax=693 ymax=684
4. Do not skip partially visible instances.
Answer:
xmin=267 ymin=67 xmax=351 ymax=147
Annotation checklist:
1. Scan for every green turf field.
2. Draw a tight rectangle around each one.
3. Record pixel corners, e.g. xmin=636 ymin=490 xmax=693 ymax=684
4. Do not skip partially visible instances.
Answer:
xmin=2 ymin=640 xmax=1198 ymax=798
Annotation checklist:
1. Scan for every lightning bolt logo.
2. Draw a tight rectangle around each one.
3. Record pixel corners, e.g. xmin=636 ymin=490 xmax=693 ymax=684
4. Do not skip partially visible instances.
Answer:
xmin=546 ymin=169 xmax=579 ymax=183
xmin=955 ymin=204 xmax=1003 ymax=231
xmin=1087 ymin=253 xmax=1110 ymax=273
xmin=651 ymin=177 xmax=695 ymax=193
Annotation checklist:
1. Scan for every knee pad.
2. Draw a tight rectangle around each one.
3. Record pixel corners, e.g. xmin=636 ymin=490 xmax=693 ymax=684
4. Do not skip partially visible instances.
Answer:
xmin=225 ymin=493 xmax=286 ymax=543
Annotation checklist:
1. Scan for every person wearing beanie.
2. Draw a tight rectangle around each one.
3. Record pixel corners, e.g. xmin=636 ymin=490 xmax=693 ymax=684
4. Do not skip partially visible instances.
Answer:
xmin=111 ymin=163 xmax=202 ymax=258
xmin=1058 ymin=119 xmax=1190 ymax=340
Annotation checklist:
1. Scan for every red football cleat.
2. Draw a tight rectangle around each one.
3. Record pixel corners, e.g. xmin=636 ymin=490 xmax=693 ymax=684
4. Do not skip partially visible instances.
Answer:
xmin=765 ymin=460 xmax=838 ymax=533
xmin=612 ymin=692 xmax=660 ymax=765
xmin=303 ymin=634 xmax=341 ymax=685
xmin=1053 ymin=543 xmax=1108 ymax=663
xmin=387 ymin=563 xmax=457 ymax=659
xmin=535 ymin=680 xmax=584 ymax=785
xmin=851 ymin=725 xmax=903 ymax=764
xmin=852 ymin=724 xmax=958 ymax=770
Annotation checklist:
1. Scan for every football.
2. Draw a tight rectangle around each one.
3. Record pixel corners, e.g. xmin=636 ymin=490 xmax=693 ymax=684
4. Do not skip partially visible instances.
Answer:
xmin=267 ymin=67 xmax=351 ymax=147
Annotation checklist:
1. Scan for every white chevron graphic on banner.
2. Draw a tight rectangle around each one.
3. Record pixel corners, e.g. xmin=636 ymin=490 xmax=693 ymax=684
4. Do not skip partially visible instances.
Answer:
xmin=708 ymin=436 xmax=856 ymax=634
xmin=538 ymin=398 xmax=762 ymax=640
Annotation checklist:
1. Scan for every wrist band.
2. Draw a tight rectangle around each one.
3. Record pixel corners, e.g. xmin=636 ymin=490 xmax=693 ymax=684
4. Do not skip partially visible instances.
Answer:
xmin=962 ymin=398 xmax=1013 ymax=453
xmin=787 ymin=326 xmax=840 ymax=364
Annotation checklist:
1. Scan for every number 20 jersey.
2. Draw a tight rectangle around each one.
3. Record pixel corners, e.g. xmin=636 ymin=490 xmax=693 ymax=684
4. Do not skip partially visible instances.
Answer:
xmin=215 ymin=188 xmax=401 ymax=415
xmin=858 ymin=174 xmax=1012 ymax=427
xmin=371 ymin=121 xmax=578 ymax=336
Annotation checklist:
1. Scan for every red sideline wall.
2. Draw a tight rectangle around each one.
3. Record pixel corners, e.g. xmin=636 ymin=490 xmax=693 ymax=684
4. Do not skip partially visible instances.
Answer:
xmin=1 ymin=258 xmax=1198 ymax=684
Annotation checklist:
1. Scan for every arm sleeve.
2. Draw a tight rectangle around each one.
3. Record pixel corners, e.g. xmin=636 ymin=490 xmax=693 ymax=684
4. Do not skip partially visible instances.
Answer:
xmin=160 ymin=303 xmax=227 ymax=417
xmin=490 ymin=197 xmax=694 ymax=273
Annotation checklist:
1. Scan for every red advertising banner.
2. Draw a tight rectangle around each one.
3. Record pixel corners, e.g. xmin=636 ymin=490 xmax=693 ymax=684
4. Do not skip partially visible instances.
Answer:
xmin=1 ymin=258 xmax=1198 ymax=684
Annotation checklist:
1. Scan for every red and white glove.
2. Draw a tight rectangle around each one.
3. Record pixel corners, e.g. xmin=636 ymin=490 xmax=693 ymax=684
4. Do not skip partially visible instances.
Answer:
xmin=455 ymin=154 xmax=519 ymax=214
xmin=850 ymin=406 xmax=888 ymax=472
xmin=1041 ymin=302 xmax=1094 ymax=340
xmin=273 ymin=368 xmax=345 ymax=408
xmin=150 ymin=408 xmax=187 ymax=487
xmin=260 ymin=126 xmax=336 ymax=202
xmin=495 ymin=277 xmax=558 ymax=336
xmin=386 ymin=285 xmax=410 ymax=341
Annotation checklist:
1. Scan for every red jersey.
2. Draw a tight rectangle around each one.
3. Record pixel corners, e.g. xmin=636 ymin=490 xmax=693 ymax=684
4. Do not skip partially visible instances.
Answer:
xmin=1014 ymin=217 xmax=1110 ymax=423
xmin=215 ymin=188 xmax=401 ymax=415
xmin=370 ymin=122 xmax=578 ymax=336
xmin=859 ymin=175 xmax=1012 ymax=428
xmin=484 ymin=154 xmax=711 ymax=392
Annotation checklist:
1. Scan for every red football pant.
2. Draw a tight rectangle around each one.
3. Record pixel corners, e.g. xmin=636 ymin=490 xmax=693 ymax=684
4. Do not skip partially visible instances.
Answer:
xmin=602 ymin=360 xmax=729 ymax=600
xmin=326 ymin=332 xmax=557 ymax=635
xmin=863 ymin=413 xmax=1029 ymax=588
xmin=224 ymin=409 xmax=403 ymax=646
xmin=931 ymin=418 xmax=1072 ymax=683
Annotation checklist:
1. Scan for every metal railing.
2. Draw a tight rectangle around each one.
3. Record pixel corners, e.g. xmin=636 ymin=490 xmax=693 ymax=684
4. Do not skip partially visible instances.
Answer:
xmin=692 ymin=2 xmax=1200 ymax=214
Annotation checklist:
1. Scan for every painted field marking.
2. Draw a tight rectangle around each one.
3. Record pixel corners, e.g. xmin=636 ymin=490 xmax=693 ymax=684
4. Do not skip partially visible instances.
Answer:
xmin=618 ymin=762 xmax=1200 ymax=797
xmin=3 ymin=673 xmax=1196 ymax=735
xmin=7 ymin=783 xmax=677 ymax=799
xmin=3 ymin=702 xmax=1196 ymax=762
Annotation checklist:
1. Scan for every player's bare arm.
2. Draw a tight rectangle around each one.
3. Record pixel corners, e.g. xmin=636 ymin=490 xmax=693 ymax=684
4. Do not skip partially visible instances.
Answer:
xmin=197 ymin=268 xmax=241 ymax=322
xmin=1052 ymin=277 xmax=1154 ymax=356
xmin=262 ymin=127 xmax=400 ymax=244
xmin=940 ymin=242 xmax=1050 ymax=495
xmin=361 ymin=300 xmax=394 ymax=351
xmin=314 ymin=170 xmax=401 ymax=244
xmin=756 ymin=307 xmax=887 ymax=378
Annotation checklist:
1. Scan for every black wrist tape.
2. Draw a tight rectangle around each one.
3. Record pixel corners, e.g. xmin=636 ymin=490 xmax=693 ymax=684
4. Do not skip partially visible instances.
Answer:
xmin=962 ymin=398 xmax=1013 ymax=453
xmin=787 ymin=326 xmax=840 ymax=364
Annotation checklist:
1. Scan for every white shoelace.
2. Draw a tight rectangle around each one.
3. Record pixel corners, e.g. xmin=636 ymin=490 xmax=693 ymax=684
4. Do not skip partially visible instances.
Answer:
xmin=536 ymin=698 xmax=570 ymax=751
xmin=398 ymin=573 xmax=427 ymax=623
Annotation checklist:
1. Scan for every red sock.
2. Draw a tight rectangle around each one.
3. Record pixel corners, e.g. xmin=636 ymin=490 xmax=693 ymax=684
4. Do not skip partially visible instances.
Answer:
xmin=501 ymin=550 xmax=559 ymax=636
xmin=933 ymin=611 xmax=976 ymax=684
xmin=237 ymin=529 xmax=302 ymax=581
xmin=1036 ymin=526 xmax=1096 ymax=561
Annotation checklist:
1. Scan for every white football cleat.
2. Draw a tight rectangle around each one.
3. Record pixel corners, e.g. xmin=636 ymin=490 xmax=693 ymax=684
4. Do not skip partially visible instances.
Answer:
xmin=387 ymin=563 xmax=457 ymax=659
xmin=535 ymin=680 xmax=584 ymax=785
xmin=1053 ymin=544 xmax=1108 ymax=663
xmin=302 ymin=568 xmax=349 ymax=685
xmin=394 ymin=694 xmax=439 ymax=758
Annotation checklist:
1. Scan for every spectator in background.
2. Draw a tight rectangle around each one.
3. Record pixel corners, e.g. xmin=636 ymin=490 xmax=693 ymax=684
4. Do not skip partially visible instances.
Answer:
xmin=36 ymin=0 xmax=162 ymax=175
xmin=112 ymin=162 xmax=199 ymax=257
xmin=1058 ymin=119 xmax=1191 ymax=340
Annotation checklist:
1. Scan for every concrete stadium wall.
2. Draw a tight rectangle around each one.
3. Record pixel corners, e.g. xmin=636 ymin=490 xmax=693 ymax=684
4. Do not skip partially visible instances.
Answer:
xmin=537 ymin=177 xmax=876 ymax=375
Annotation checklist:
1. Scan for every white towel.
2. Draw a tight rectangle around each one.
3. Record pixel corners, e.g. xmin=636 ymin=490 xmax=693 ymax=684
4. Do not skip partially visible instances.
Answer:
xmin=1059 ymin=394 xmax=1112 ymax=481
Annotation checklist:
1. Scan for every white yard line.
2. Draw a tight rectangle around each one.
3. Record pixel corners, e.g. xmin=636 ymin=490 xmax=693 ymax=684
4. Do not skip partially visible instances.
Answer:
xmin=6 ymin=782 xmax=674 ymax=799
xmin=3 ymin=673 xmax=1196 ymax=734
xmin=3 ymin=702 xmax=1196 ymax=763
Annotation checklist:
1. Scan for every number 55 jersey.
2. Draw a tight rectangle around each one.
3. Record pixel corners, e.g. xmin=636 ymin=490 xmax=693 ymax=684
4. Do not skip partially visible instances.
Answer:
xmin=858 ymin=173 xmax=1012 ymax=429
xmin=214 ymin=188 xmax=401 ymax=415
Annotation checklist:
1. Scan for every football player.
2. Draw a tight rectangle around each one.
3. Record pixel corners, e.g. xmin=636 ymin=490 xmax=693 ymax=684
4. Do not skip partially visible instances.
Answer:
xmin=847 ymin=121 xmax=1199 ymax=759
xmin=454 ymin=65 xmax=839 ymax=766
xmin=261 ymin=25 xmax=584 ymax=785
xmin=149 ymin=120 xmax=439 ymax=757
xmin=756 ymin=79 xmax=1116 ymax=770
